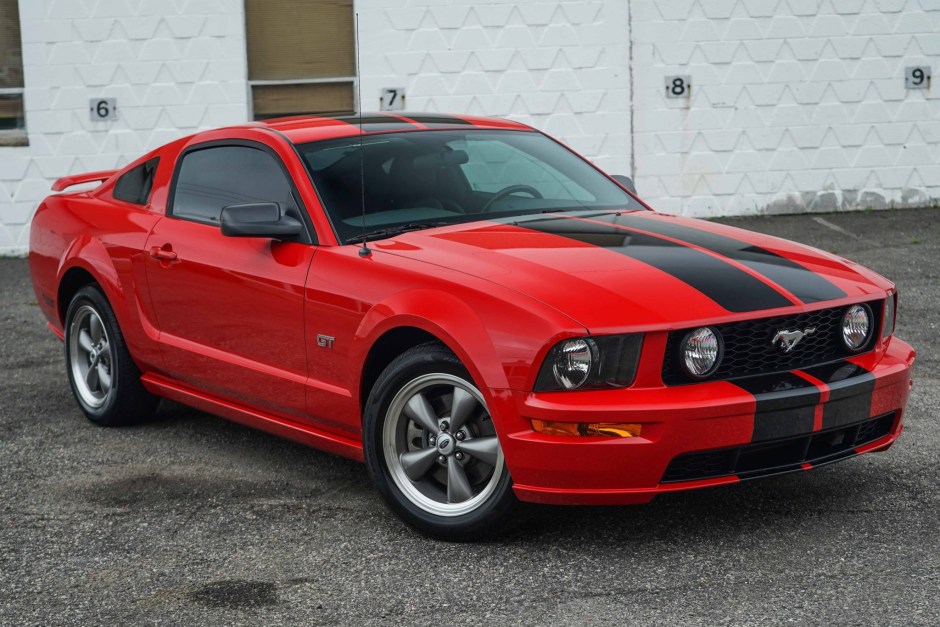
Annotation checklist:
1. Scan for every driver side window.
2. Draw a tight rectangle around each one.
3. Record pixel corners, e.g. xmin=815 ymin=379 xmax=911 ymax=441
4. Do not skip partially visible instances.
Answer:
xmin=172 ymin=145 xmax=296 ymax=224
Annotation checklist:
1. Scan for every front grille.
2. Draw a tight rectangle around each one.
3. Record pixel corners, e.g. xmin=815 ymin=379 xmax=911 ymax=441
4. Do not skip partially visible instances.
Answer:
xmin=662 ymin=300 xmax=883 ymax=385
xmin=661 ymin=412 xmax=896 ymax=483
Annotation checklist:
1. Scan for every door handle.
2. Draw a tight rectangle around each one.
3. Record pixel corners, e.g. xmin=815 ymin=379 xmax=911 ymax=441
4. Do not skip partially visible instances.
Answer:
xmin=149 ymin=245 xmax=178 ymax=262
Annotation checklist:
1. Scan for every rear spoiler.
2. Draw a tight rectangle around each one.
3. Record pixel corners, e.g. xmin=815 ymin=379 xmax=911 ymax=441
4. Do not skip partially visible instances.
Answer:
xmin=51 ymin=170 xmax=118 ymax=192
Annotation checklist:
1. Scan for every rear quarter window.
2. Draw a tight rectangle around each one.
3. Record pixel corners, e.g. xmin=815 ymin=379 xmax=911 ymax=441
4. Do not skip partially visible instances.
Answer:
xmin=113 ymin=158 xmax=159 ymax=205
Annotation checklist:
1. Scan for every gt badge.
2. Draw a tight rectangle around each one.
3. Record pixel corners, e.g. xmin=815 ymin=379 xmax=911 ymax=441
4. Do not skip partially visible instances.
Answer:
xmin=316 ymin=334 xmax=335 ymax=349
xmin=772 ymin=327 xmax=816 ymax=353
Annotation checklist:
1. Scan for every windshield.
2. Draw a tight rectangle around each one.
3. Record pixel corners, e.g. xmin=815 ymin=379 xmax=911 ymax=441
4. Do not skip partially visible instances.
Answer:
xmin=298 ymin=129 xmax=645 ymax=244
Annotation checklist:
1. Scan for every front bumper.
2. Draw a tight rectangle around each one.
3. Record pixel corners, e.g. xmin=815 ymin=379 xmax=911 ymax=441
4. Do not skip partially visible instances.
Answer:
xmin=494 ymin=337 xmax=915 ymax=505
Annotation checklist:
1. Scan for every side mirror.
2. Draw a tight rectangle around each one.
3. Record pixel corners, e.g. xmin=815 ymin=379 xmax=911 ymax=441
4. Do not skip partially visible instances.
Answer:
xmin=220 ymin=203 xmax=303 ymax=240
xmin=612 ymin=174 xmax=637 ymax=195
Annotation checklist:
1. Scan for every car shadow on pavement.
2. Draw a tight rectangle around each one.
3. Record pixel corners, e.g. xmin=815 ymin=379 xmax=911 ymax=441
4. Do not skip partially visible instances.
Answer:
xmin=133 ymin=398 xmax=906 ymax=547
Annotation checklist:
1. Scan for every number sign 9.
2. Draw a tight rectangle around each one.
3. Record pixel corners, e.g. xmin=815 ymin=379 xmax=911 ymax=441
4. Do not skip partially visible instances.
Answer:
xmin=89 ymin=98 xmax=118 ymax=121
xmin=905 ymin=67 xmax=931 ymax=90
xmin=665 ymin=76 xmax=691 ymax=98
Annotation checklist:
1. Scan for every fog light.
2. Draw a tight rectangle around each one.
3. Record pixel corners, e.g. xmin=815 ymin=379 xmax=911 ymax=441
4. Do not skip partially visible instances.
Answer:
xmin=680 ymin=327 xmax=721 ymax=378
xmin=842 ymin=304 xmax=872 ymax=351
xmin=531 ymin=420 xmax=642 ymax=438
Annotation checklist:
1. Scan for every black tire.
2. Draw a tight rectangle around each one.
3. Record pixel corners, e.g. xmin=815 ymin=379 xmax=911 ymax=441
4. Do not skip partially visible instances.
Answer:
xmin=64 ymin=284 xmax=159 ymax=426
xmin=363 ymin=342 xmax=518 ymax=541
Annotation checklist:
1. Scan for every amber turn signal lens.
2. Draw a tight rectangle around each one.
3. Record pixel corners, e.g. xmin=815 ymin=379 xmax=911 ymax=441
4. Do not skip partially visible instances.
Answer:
xmin=531 ymin=420 xmax=641 ymax=438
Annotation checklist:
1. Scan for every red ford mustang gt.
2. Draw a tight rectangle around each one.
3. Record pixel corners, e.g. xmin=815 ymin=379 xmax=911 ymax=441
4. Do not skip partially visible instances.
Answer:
xmin=29 ymin=113 xmax=915 ymax=539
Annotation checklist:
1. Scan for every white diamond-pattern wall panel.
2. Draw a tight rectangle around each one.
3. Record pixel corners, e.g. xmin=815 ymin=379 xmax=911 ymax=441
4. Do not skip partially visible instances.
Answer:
xmin=356 ymin=0 xmax=633 ymax=180
xmin=0 ymin=0 xmax=248 ymax=254
xmin=631 ymin=0 xmax=940 ymax=216
xmin=3 ymin=0 xmax=939 ymax=255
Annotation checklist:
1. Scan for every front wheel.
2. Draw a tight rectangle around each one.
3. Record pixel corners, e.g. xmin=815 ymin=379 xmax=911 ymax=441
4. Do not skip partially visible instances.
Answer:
xmin=363 ymin=343 xmax=517 ymax=540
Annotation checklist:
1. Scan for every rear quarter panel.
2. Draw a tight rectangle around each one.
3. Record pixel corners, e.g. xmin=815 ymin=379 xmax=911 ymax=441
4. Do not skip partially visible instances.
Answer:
xmin=27 ymin=140 xmax=185 ymax=372
xmin=29 ymin=192 xmax=165 ymax=372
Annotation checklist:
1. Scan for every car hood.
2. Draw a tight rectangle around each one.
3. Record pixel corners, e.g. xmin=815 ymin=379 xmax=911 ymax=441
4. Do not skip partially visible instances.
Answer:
xmin=371 ymin=210 xmax=890 ymax=332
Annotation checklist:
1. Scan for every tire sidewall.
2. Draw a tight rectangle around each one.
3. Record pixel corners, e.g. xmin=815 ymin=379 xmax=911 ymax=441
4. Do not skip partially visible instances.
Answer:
xmin=64 ymin=286 xmax=121 ymax=422
xmin=363 ymin=345 xmax=516 ymax=540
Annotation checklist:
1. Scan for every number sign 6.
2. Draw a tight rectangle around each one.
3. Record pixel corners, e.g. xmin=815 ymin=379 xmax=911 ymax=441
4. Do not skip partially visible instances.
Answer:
xmin=89 ymin=98 xmax=118 ymax=121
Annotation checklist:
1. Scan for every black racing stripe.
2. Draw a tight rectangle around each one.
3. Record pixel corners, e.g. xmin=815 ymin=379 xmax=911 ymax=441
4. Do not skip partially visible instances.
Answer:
xmin=801 ymin=360 xmax=868 ymax=383
xmin=821 ymin=388 xmax=873 ymax=430
xmin=590 ymin=213 xmax=847 ymax=304
xmin=734 ymin=373 xmax=820 ymax=442
xmin=515 ymin=217 xmax=793 ymax=312
xmin=324 ymin=113 xmax=418 ymax=132
xmin=801 ymin=361 xmax=875 ymax=430
xmin=404 ymin=114 xmax=474 ymax=126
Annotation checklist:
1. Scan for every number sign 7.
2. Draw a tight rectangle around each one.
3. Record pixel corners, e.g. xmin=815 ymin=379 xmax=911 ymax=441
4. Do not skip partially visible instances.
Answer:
xmin=380 ymin=88 xmax=406 ymax=111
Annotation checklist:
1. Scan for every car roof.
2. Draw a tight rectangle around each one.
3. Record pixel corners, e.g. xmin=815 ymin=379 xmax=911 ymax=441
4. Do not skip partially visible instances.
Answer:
xmin=239 ymin=112 xmax=534 ymax=144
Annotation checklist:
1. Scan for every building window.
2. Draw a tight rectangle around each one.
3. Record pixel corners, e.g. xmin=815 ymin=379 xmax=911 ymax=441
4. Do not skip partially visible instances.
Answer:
xmin=245 ymin=0 xmax=356 ymax=120
xmin=0 ymin=0 xmax=26 ymax=145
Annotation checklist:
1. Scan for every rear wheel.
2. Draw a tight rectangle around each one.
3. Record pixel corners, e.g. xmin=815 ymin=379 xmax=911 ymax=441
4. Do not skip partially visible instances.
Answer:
xmin=64 ymin=285 xmax=159 ymax=426
xmin=363 ymin=343 xmax=517 ymax=540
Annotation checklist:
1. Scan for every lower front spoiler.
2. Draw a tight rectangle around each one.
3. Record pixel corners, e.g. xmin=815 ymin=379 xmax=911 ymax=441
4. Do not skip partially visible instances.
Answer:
xmin=513 ymin=414 xmax=902 ymax=506
xmin=499 ymin=338 xmax=914 ymax=506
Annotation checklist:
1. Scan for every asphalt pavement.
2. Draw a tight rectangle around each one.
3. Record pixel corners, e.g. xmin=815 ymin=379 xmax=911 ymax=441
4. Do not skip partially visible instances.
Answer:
xmin=1 ymin=207 xmax=938 ymax=626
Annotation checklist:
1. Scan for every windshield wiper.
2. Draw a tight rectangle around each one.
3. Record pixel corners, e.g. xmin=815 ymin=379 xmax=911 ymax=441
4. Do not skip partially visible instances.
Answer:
xmin=345 ymin=222 xmax=447 ymax=245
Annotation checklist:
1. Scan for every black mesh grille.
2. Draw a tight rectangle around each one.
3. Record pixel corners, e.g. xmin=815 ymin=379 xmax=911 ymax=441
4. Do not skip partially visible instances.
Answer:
xmin=855 ymin=415 xmax=889 ymax=445
xmin=661 ymin=412 xmax=896 ymax=483
xmin=662 ymin=300 xmax=883 ymax=385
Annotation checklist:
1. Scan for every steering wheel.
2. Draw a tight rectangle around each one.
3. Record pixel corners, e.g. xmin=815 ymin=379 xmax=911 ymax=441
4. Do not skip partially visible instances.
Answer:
xmin=480 ymin=185 xmax=543 ymax=213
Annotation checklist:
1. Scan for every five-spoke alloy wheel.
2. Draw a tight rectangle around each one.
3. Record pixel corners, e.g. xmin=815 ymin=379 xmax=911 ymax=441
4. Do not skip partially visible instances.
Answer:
xmin=364 ymin=343 xmax=516 ymax=540
xmin=64 ymin=285 xmax=158 ymax=426
xmin=68 ymin=304 xmax=114 ymax=410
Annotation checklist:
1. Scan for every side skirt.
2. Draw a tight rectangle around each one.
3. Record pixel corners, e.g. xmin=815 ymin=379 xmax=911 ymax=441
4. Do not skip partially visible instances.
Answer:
xmin=140 ymin=373 xmax=365 ymax=462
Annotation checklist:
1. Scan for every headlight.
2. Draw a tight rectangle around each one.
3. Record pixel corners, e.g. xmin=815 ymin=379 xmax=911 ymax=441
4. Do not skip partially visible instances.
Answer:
xmin=680 ymin=327 xmax=722 ymax=379
xmin=535 ymin=334 xmax=643 ymax=391
xmin=842 ymin=303 xmax=872 ymax=351
xmin=551 ymin=338 xmax=596 ymax=389
xmin=882 ymin=293 xmax=896 ymax=339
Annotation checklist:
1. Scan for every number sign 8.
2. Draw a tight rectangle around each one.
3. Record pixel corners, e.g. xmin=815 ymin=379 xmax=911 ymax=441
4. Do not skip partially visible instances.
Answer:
xmin=665 ymin=76 xmax=690 ymax=99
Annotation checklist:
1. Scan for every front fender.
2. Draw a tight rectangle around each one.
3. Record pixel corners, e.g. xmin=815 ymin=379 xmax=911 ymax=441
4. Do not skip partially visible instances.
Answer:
xmin=355 ymin=289 xmax=511 ymax=392
xmin=348 ymin=283 xmax=587 ymax=465
xmin=353 ymin=282 xmax=586 ymax=398
xmin=303 ymin=246 xmax=586 ymax=436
